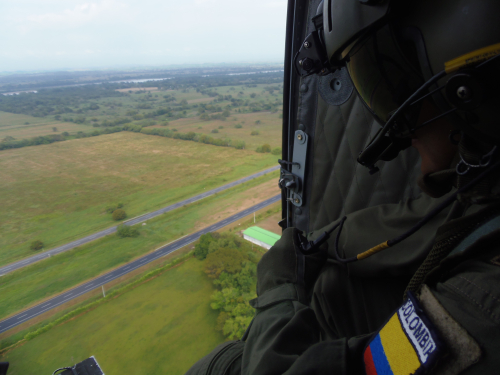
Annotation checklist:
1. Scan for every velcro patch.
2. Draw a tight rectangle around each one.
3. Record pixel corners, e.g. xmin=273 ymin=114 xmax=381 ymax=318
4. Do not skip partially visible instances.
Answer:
xmin=364 ymin=292 xmax=444 ymax=375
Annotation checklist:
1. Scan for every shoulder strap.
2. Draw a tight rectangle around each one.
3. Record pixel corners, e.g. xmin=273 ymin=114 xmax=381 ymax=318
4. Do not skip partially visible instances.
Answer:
xmin=448 ymin=215 xmax=500 ymax=257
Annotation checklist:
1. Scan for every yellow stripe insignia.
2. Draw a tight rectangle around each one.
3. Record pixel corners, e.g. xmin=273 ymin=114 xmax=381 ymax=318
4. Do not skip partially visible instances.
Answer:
xmin=364 ymin=292 xmax=444 ymax=375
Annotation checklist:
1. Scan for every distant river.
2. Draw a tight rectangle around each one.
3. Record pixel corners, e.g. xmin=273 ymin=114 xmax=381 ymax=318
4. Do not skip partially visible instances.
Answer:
xmin=1 ymin=69 xmax=284 ymax=96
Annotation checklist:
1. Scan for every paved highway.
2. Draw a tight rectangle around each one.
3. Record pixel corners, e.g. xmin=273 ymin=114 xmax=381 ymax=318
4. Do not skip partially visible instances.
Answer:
xmin=0 ymin=166 xmax=279 ymax=276
xmin=0 ymin=194 xmax=281 ymax=334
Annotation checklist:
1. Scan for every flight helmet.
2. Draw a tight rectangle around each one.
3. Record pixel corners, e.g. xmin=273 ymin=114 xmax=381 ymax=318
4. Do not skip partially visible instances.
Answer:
xmin=305 ymin=0 xmax=500 ymax=173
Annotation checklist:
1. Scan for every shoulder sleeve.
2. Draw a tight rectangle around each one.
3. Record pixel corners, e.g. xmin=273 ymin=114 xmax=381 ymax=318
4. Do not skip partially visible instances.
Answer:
xmin=241 ymin=287 xmax=370 ymax=375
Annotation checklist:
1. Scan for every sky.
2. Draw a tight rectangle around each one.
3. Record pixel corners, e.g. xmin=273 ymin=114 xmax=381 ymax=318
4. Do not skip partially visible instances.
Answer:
xmin=0 ymin=0 xmax=288 ymax=72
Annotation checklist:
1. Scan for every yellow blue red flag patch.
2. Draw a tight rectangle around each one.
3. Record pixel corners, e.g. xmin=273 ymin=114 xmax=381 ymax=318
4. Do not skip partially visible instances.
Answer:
xmin=364 ymin=292 xmax=444 ymax=375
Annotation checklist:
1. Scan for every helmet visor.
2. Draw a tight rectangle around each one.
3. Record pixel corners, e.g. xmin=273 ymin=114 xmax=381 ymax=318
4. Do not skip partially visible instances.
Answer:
xmin=344 ymin=25 xmax=424 ymax=125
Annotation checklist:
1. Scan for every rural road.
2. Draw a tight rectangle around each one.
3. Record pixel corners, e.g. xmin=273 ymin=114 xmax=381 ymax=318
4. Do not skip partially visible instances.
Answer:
xmin=0 ymin=165 xmax=279 ymax=276
xmin=0 ymin=194 xmax=281 ymax=334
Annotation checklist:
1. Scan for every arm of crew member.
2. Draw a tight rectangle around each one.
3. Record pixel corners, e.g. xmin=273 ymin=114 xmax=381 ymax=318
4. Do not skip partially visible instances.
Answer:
xmin=241 ymin=289 xmax=370 ymax=375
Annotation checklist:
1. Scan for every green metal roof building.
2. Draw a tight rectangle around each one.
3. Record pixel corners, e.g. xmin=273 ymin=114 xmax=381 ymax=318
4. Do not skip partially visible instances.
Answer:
xmin=243 ymin=226 xmax=281 ymax=250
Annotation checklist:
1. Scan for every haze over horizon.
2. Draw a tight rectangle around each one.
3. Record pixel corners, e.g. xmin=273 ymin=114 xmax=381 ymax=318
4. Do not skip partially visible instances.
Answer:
xmin=1 ymin=0 xmax=287 ymax=73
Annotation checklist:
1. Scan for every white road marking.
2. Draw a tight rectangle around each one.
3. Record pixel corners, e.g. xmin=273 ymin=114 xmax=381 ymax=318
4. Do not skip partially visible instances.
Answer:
xmin=17 ymin=314 xmax=28 ymax=320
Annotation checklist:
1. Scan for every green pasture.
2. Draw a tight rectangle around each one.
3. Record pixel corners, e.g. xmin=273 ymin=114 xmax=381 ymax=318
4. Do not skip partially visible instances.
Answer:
xmin=149 ymin=110 xmax=282 ymax=150
xmin=0 ymin=111 xmax=55 ymax=129
xmin=0 ymin=83 xmax=282 ymax=141
xmin=0 ymin=169 xmax=279 ymax=320
xmin=0 ymin=131 xmax=276 ymax=266
xmin=0 ymin=258 xmax=225 ymax=375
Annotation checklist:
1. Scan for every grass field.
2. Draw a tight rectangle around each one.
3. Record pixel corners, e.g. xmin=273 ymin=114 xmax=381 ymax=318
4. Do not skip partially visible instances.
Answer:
xmin=0 ymin=172 xmax=280 ymax=321
xmin=0 ymin=111 xmax=91 ymax=140
xmin=0 ymin=258 xmax=225 ymax=375
xmin=0 ymin=131 xmax=277 ymax=266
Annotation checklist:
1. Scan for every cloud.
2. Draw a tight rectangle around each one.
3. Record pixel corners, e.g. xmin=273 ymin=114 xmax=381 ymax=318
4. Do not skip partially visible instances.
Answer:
xmin=15 ymin=1 xmax=129 ymax=33
xmin=1 ymin=0 xmax=287 ymax=71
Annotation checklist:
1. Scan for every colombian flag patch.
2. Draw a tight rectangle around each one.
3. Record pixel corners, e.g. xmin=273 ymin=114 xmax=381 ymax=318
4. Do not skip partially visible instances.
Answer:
xmin=364 ymin=292 xmax=444 ymax=375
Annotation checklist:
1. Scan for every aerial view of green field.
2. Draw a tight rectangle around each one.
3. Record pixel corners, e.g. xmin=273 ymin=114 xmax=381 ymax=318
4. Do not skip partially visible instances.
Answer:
xmin=0 ymin=258 xmax=225 ymax=374
xmin=0 ymin=174 xmax=279 ymax=321
xmin=0 ymin=131 xmax=277 ymax=266
xmin=0 ymin=67 xmax=284 ymax=374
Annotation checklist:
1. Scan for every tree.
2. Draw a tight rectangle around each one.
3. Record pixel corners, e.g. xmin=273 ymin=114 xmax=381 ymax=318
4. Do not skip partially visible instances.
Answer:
xmin=204 ymin=248 xmax=244 ymax=279
xmin=30 ymin=240 xmax=44 ymax=251
xmin=261 ymin=144 xmax=271 ymax=153
xmin=112 ymin=209 xmax=127 ymax=221
xmin=251 ymin=130 xmax=260 ymax=136
xmin=52 ymin=127 xmax=58 ymax=132
xmin=117 ymin=224 xmax=139 ymax=238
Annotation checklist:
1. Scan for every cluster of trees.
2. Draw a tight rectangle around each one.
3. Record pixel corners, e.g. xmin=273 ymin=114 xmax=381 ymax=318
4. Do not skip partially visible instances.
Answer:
xmin=199 ymin=109 xmax=231 ymax=121
xmin=0 ymin=85 xmax=124 ymax=117
xmin=112 ymin=209 xmax=127 ymax=221
xmin=255 ymin=145 xmax=282 ymax=155
xmin=195 ymin=232 xmax=260 ymax=339
xmin=30 ymin=240 xmax=44 ymax=251
xmin=106 ymin=203 xmax=124 ymax=213
xmin=117 ymin=224 xmax=139 ymax=238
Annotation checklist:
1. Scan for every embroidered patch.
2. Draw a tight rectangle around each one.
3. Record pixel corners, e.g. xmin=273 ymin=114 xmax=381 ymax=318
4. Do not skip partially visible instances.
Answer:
xmin=364 ymin=292 xmax=444 ymax=375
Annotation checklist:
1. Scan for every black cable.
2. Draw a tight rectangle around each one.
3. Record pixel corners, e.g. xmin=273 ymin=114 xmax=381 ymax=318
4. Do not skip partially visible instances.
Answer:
xmin=333 ymin=216 xmax=357 ymax=264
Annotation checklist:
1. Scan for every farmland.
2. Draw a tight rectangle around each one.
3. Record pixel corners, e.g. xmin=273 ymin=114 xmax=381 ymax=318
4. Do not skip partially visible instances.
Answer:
xmin=0 ymin=68 xmax=284 ymax=372
xmin=0 ymin=170 xmax=280 ymax=321
xmin=0 ymin=132 xmax=277 ymax=266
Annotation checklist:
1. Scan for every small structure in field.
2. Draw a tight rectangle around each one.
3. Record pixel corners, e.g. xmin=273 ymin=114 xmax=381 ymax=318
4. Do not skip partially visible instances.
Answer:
xmin=243 ymin=226 xmax=281 ymax=250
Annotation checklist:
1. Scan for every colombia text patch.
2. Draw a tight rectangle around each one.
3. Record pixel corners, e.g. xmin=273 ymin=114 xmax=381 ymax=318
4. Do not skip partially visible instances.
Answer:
xmin=364 ymin=292 xmax=444 ymax=375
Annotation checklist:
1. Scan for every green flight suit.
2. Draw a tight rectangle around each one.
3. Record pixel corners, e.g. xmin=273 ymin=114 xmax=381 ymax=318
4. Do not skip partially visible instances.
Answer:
xmin=186 ymin=184 xmax=500 ymax=374
xmin=239 ymin=201 xmax=500 ymax=374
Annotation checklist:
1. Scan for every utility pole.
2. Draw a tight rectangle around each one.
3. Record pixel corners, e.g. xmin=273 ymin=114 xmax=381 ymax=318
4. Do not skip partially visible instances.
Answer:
xmin=102 ymin=285 xmax=106 ymax=298
xmin=254 ymin=212 xmax=256 ymax=224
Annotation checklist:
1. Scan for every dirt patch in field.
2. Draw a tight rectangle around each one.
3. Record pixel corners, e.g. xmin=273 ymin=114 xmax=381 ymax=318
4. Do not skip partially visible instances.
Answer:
xmin=187 ymin=97 xmax=214 ymax=104
xmin=115 ymin=87 xmax=158 ymax=92
xmin=194 ymin=178 xmax=280 ymax=231
xmin=255 ymin=211 xmax=283 ymax=235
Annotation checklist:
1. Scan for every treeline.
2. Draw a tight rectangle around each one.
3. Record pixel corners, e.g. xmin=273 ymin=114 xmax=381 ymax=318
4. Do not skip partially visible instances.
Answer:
xmin=0 ymin=125 xmax=246 ymax=151
xmin=0 ymin=127 xmax=124 ymax=150
xmin=194 ymin=232 xmax=260 ymax=340
xmin=139 ymin=127 xmax=246 ymax=149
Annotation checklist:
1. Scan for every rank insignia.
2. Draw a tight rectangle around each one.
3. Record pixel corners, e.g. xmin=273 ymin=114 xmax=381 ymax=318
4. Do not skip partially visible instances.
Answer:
xmin=364 ymin=291 xmax=444 ymax=375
